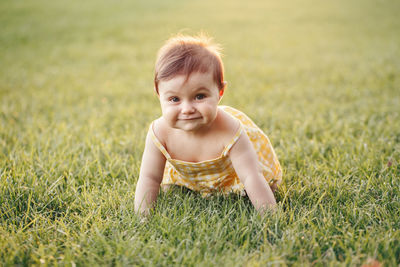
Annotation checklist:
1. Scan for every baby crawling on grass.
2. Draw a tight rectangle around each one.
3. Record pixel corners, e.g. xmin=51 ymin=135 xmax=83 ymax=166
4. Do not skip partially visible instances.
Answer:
xmin=134 ymin=34 xmax=282 ymax=215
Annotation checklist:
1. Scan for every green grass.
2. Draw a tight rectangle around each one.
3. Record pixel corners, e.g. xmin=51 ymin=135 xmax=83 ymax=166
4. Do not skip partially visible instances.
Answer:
xmin=1 ymin=0 xmax=399 ymax=265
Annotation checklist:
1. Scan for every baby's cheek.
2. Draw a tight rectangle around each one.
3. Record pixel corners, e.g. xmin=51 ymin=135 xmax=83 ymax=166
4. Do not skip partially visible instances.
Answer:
xmin=163 ymin=108 xmax=178 ymax=122
xmin=161 ymin=106 xmax=173 ymax=116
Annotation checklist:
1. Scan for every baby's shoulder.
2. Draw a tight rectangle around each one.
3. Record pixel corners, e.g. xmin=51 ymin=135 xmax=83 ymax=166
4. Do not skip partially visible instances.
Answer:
xmin=214 ymin=108 xmax=241 ymax=145
xmin=217 ymin=107 xmax=240 ymax=133
xmin=151 ymin=117 xmax=170 ymax=146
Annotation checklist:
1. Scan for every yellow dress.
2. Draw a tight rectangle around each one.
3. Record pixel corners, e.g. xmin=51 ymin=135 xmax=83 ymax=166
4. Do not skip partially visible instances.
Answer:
xmin=150 ymin=106 xmax=282 ymax=196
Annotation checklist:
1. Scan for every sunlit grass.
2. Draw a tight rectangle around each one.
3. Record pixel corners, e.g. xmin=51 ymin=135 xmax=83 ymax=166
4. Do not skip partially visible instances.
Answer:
xmin=1 ymin=0 xmax=399 ymax=265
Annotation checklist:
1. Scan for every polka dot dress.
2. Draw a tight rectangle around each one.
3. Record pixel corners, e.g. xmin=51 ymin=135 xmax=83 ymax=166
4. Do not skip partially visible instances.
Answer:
xmin=150 ymin=106 xmax=282 ymax=196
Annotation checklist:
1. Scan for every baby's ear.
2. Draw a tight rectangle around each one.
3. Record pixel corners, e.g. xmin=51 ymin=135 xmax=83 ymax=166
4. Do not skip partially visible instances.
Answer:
xmin=218 ymin=82 xmax=226 ymax=100
xmin=154 ymin=87 xmax=160 ymax=97
xmin=220 ymin=81 xmax=227 ymax=96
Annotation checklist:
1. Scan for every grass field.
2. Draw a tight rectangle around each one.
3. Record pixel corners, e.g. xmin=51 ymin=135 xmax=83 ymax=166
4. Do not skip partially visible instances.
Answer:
xmin=1 ymin=0 xmax=399 ymax=265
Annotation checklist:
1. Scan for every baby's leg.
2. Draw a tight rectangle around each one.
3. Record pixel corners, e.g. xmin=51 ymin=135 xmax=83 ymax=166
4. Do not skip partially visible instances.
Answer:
xmin=270 ymin=180 xmax=281 ymax=193
xmin=161 ymin=184 xmax=191 ymax=193
xmin=161 ymin=184 xmax=174 ymax=192
xmin=270 ymin=183 xmax=278 ymax=193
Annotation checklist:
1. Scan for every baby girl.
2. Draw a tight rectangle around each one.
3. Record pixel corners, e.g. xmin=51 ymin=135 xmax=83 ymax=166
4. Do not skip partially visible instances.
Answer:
xmin=134 ymin=34 xmax=282 ymax=215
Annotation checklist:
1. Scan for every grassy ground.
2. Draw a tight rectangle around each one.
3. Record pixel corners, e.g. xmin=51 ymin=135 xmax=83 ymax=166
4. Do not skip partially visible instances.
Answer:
xmin=1 ymin=0 xmax=399 ymax=265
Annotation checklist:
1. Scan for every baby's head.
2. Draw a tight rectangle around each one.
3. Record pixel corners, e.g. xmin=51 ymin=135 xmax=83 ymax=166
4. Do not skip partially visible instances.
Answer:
xmin=154 ymin=34 xmax=225 ymax=94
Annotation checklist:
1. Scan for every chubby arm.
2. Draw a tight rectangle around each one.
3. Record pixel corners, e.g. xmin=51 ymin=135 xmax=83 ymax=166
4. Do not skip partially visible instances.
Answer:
xmin=134 ymin=128 xmax=166 ymax=215
xmin=229 ymin=132 xmax=277 ymax=212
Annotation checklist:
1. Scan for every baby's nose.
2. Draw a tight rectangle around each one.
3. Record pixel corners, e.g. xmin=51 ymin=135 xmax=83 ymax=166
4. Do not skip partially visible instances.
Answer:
xmin=181 ymin=102 xmax=195 ymax=114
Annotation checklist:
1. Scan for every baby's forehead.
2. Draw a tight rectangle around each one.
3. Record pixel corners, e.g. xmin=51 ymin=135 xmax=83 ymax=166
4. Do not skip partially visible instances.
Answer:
xmin=164 ymin=71 xmax=215 ymax=86
xmin=159 ymin=71 xmax=218 ymax=92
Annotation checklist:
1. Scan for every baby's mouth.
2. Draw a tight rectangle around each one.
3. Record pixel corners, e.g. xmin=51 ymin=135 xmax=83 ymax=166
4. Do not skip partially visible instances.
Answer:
xmin=179 ymin=117 xmax=201 ymax=120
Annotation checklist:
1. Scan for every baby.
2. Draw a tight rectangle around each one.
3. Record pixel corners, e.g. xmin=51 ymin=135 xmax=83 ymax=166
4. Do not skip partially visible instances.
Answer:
xmin=134 ymin=34 xmax=282 ymax=215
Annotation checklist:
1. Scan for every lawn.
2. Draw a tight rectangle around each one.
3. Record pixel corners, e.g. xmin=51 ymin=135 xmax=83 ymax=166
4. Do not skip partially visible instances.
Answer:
xmin=1 ymin=0 xmax=399 ymax=265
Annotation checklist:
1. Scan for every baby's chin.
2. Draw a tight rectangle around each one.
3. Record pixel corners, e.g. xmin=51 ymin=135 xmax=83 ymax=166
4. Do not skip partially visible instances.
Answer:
xmin=173 ymin=120 xmax=211 ymax=132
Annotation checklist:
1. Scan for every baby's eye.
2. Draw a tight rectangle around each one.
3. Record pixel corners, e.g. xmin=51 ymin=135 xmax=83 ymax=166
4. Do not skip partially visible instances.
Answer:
xmin=195 ymin=94 xmax=206 ymax=100
xmin=169 ymin=97 xmax=180 ymax=102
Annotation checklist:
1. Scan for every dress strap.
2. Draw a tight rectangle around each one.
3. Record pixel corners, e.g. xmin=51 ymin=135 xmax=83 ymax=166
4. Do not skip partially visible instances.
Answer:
xmin=149 ymin=122 xmax=171 ymax=159
xmin=222 ymin=123 xmax=243 ymax=156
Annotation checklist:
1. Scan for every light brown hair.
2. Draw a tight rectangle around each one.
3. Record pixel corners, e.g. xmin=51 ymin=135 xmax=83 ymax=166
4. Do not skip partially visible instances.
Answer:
xmin=154 ymin=34 xmax=225 ymax=93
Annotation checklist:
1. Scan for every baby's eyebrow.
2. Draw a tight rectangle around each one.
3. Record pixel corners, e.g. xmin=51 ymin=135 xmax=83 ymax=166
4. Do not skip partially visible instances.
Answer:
xmin=163 ymin=89 xmax=180 ymax=95
xmin=194 ymin=86 xmax=209 ymax=91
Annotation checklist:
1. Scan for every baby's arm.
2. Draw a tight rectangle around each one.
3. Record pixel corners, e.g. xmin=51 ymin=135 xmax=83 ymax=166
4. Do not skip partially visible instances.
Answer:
xmin=134 ymin=129 xmax=166 ymax=215
xmin=229 ymin=132 xmax=277 ymax=212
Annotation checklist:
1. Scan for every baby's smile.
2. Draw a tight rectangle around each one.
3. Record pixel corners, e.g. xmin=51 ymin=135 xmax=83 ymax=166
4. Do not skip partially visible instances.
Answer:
xmin=179 ymin=117 xmax=201 ymax=120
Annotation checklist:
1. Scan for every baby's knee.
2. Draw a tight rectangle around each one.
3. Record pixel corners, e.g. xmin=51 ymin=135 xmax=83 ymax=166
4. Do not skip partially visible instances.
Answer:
xmin=161 ymin=184 xmax=188 ymax=193
xmin=161 ymin=184 xmax=173 ymax=192
xmin=270 ymin=180 xmax=281 ymax=193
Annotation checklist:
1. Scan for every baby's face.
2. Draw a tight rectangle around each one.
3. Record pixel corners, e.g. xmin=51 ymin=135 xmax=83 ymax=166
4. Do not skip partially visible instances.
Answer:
xmin=157 ymin=71 xmax=222 ymax=133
